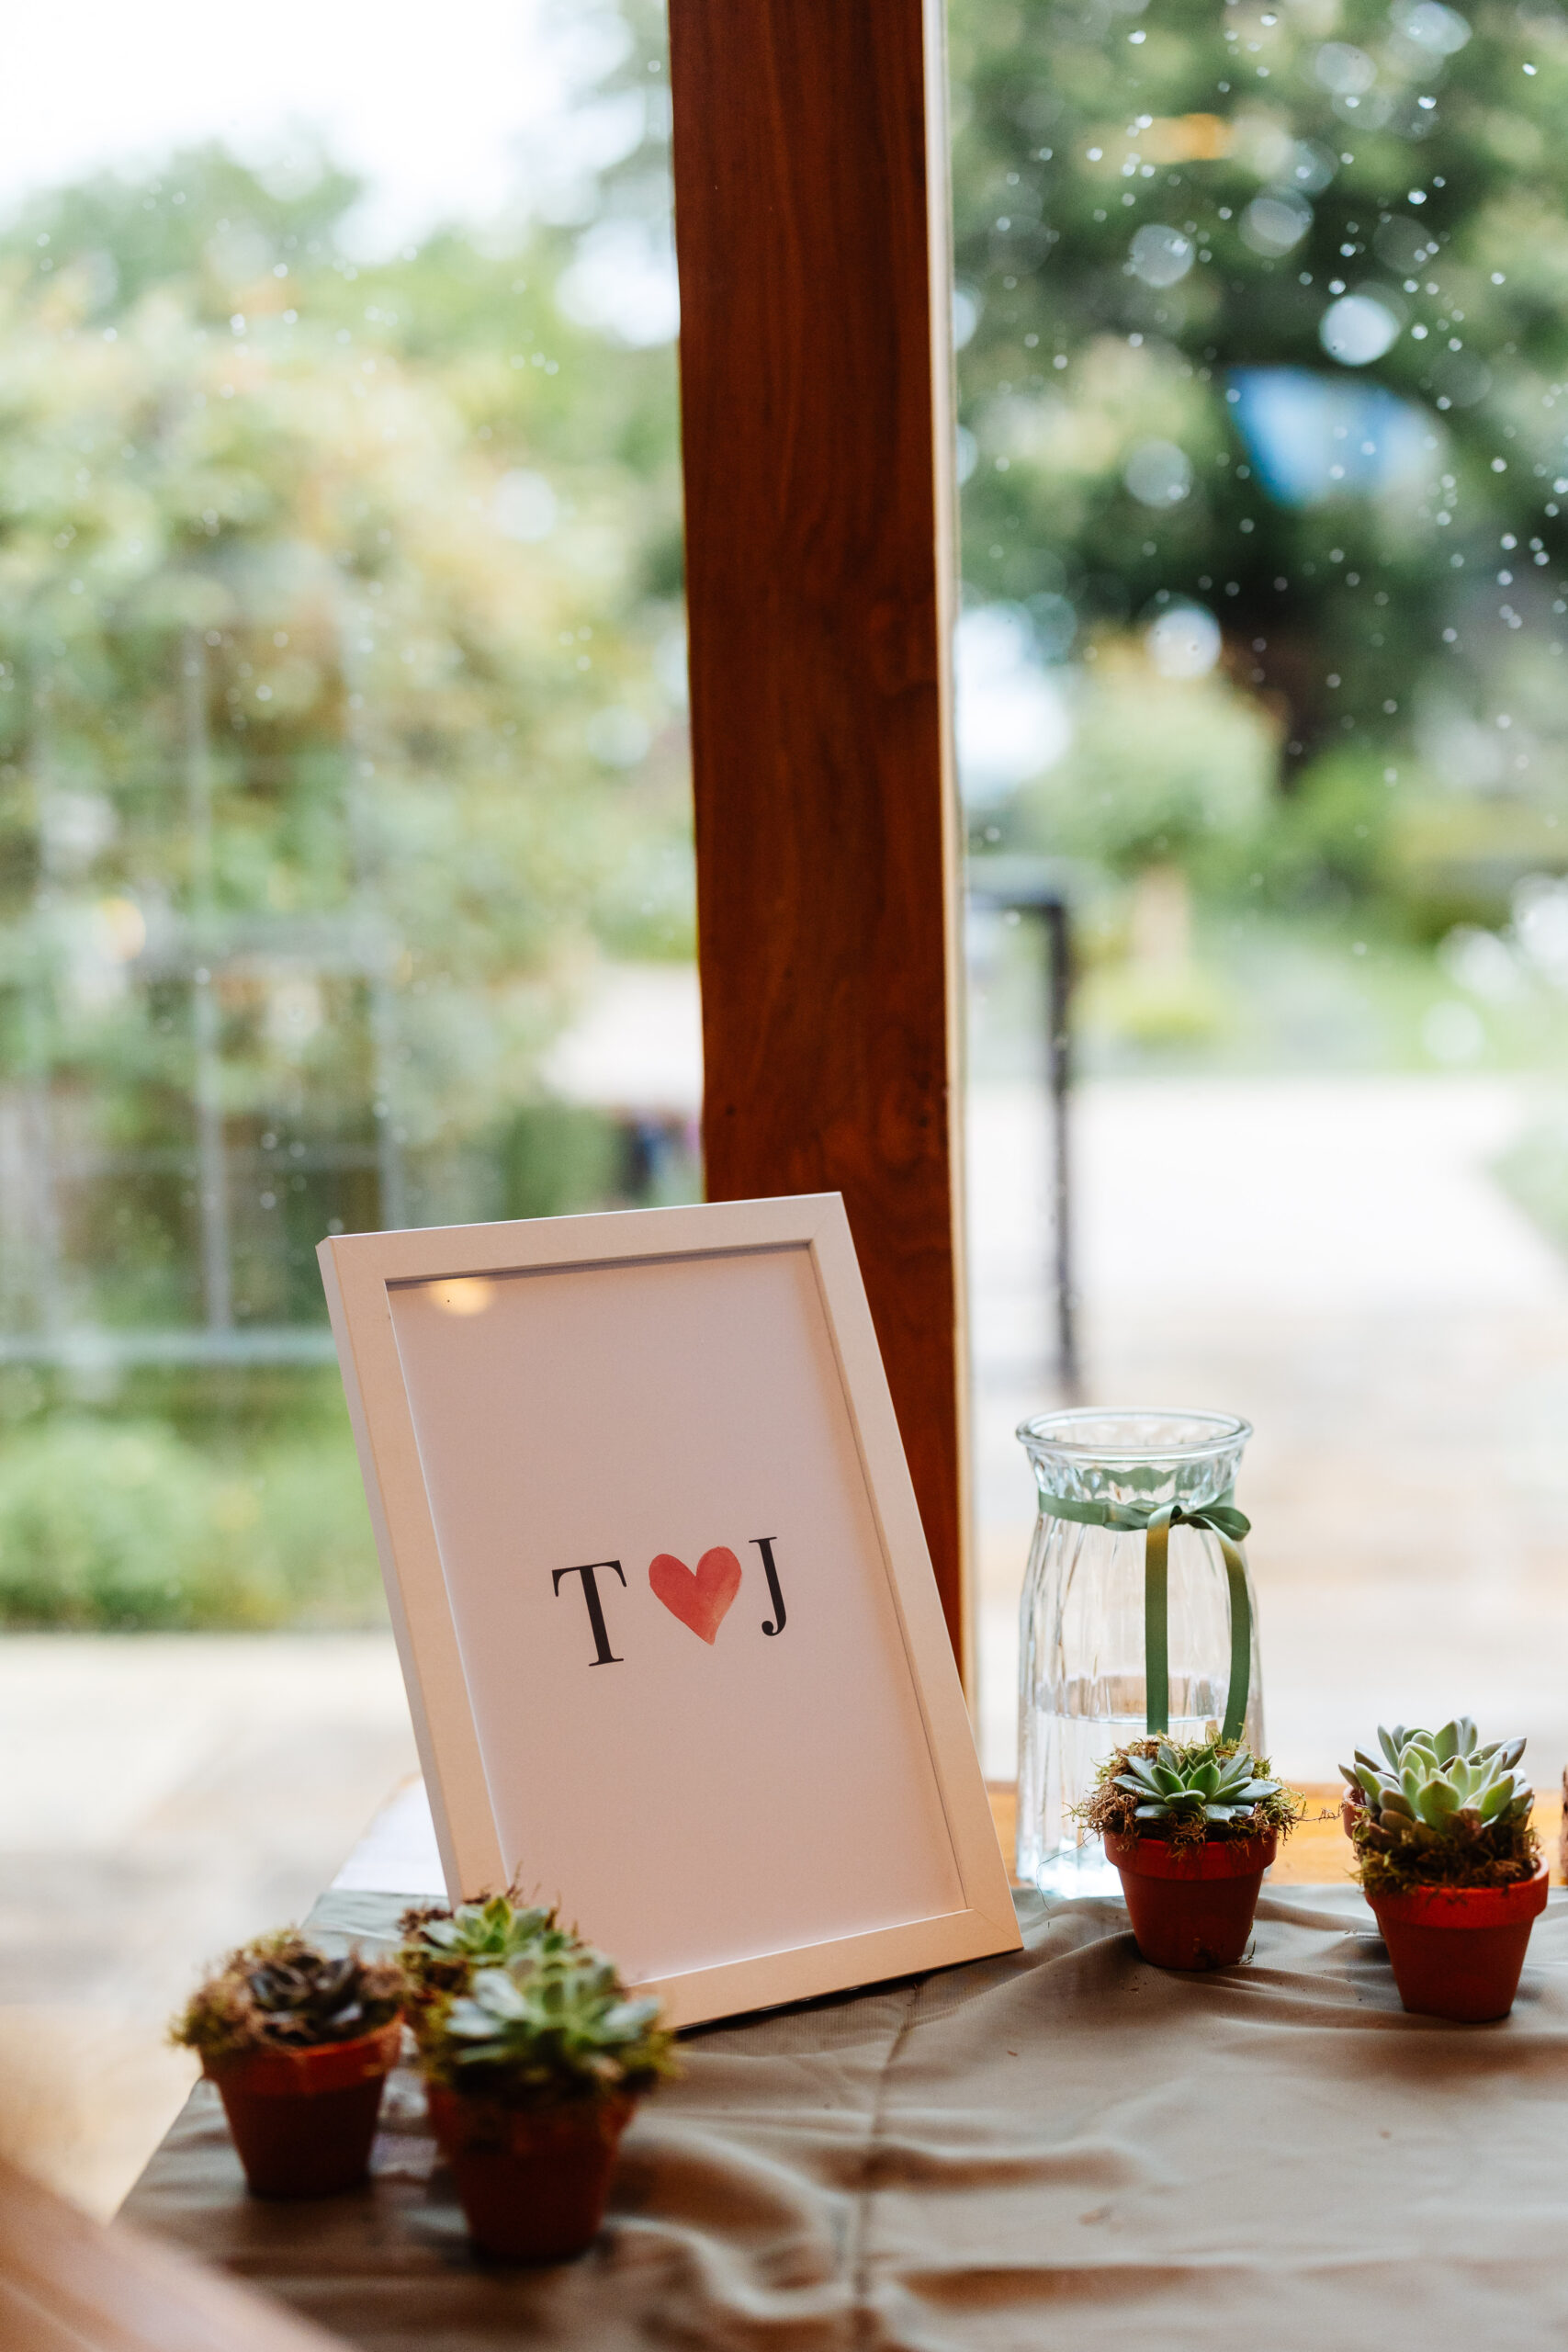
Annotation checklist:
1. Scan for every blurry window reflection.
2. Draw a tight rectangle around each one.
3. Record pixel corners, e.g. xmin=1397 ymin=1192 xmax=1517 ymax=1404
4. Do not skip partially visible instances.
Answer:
xmin=953 ymin=0 xmax=1568 ymax=1772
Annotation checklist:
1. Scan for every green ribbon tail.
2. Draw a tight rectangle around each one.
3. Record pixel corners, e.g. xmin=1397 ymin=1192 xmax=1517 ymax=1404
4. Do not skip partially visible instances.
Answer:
xmin=1220 ymin=1536 xmax=1251 ymax=1745
xmin=1144 ymin=1508 xmax=1172 ymax=1736
xmin=1040 ymin=1487 xmax=1251 ymax=1746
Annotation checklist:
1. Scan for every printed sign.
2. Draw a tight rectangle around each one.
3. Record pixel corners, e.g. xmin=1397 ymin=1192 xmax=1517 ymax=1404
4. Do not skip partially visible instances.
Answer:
xmin=321 ymin=1194 xmax=1020 ymax=2025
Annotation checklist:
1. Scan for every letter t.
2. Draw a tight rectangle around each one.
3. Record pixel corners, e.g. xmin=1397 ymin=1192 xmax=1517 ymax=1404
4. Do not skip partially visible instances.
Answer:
xmin=551 ymin=1560 xmax=627 ymax=1666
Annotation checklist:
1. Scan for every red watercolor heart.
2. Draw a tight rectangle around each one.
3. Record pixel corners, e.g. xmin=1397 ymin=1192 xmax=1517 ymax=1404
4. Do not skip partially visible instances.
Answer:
xmin=648 ymin=1546 xmax=743 ymax=1645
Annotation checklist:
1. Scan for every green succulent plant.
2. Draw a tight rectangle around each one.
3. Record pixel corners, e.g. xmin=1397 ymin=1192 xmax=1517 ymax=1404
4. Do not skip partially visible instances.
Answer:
xmin=418 ymin=1932 xmax=676 ymax=2109
xmin=1342 ymin=1718 xmax=1538 ymax=1894
xmin=1077 ymin=1736 xmax=1301 ymax=1852
xmin=170 ymin=1930 xmax=403 ymax=2063
xmin=397 ymin=1892 xmax=565 ymax=2022
xmin=1114 ymin=1742 xmax=1281 ymax=1827
xmin=1342 ymin=1717 xmax=1531 ymax=1832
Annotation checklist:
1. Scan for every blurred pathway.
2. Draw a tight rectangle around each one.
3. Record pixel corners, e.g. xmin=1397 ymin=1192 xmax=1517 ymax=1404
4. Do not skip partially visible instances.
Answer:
xmin=970 ymin=1074 xmax=1568 ymax=1782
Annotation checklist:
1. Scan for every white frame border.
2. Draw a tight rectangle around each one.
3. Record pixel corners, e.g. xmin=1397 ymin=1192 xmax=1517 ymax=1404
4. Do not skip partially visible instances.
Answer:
xmin=319 ymin=1193 xmax=1019 ymax=2026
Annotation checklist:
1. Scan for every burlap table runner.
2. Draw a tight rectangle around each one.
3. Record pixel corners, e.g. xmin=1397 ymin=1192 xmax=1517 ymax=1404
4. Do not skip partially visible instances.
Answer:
xmin=123 ymin=1883 xmax=1568 ymax=2349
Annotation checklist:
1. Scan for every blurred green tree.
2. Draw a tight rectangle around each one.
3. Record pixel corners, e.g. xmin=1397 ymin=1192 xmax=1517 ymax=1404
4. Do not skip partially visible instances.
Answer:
xmin=0 ymin=120 xmax=690 ymax=1344
xmin=950 ymin=0 xmax=1568 ymax=900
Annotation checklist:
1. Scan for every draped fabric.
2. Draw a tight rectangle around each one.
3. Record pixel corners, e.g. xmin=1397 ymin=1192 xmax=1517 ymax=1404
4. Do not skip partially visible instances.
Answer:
xmin=125 ymin=1883 xmax=1568 ymax=2349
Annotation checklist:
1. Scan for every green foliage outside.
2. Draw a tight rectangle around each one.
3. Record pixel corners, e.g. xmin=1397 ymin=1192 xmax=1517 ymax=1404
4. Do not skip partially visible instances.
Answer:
xmin=0 ymin=4 xmax=692 ymax=1626
xmin=951 ymin=0 xmax=1568 ymax=1080
xmin=0 ymin=108 xmax=690 ymax=1306
xmin=1011 ymin=642 xmax=1275 ymax=883
xmin=952 ymin=0 xmax=1568 ymax=784
xmin=0 ymin=1402 xmax=393 ymax=1628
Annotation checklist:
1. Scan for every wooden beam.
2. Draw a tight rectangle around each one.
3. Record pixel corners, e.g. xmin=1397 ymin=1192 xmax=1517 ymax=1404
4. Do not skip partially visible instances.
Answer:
xmin=0 ymin=2153 xmax=342 ymax=2352
xmin=669 ymin=0 xmax=970 ymax=1676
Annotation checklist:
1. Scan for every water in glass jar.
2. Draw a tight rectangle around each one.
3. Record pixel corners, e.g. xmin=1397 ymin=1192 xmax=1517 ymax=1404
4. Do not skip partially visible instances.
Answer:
xmin=1019 ymin=1678 xmax=1223 ymax=1896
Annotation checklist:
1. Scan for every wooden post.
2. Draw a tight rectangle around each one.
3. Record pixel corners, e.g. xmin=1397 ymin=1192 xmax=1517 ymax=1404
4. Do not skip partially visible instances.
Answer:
xmin=0 ymin=2151 xmax=342 ymax=2350
xmin=668 ymin=0 xmax=970 ymax=1676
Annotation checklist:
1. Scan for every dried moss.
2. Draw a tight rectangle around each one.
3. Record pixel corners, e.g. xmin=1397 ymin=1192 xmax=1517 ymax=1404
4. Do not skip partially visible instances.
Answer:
xmin=1349 ymin=1803 xmax=1540 ymax=1896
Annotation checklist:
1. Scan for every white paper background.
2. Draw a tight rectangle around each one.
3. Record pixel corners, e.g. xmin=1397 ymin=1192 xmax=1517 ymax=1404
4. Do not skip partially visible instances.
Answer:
xmin=388 ymin=1243 xmax=964 ymax=1981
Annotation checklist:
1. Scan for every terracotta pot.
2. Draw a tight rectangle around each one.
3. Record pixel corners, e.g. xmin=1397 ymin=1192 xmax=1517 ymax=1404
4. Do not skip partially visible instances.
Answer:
xmin=1104 ymin=1828 xmax=1278 ymax=1970
xmin=206 ymin=2020 xmax=402 ymax=2199
xmin=1367 ymin=1867 xmax=1550 ymax=2022
xmin=426 ymin=2082 xmax=635 ymax=2262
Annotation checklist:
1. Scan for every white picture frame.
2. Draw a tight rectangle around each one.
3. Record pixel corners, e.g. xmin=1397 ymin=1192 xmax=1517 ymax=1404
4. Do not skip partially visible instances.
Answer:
xmin=318 ymin=1193 xmax=1020 ymax=2027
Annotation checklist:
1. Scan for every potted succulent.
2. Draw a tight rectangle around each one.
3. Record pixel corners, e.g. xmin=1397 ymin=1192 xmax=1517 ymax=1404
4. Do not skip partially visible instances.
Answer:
xmin=400 ymin=1910 xmax=675 ymax=2263
xmin=170 ymin=1930 xmax=403 ymax=2198
xmin=1077 ymin=1736 xmax=1302 ymax=1969
xmin=1342 ymin=1717 xmax=1547 ymax=2022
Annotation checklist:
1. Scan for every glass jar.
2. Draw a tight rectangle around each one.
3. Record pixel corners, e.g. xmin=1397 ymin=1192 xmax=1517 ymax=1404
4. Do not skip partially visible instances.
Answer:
xmin=1016 ymin=1408 xmax=1263 ymax=1896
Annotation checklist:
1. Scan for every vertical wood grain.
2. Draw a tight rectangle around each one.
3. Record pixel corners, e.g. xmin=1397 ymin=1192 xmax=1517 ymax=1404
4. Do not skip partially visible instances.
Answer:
xmin=668 ymin=0 xmax=971 ymax=1676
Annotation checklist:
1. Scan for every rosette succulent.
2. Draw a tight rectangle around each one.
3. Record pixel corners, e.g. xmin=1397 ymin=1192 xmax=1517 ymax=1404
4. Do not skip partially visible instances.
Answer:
xmin=170 ymin=1930 xmax=403 ymax=2063
xmin=397 ymin=1892 xmax=565 ymax=2025
xmin=419 ymin=1931 xmax=676 ymax=2108
xmin=1342 ymin=1718 xmax=1530 ymax=1833
xmin=1342 ymin=1718 xmax=1538 ymax=1892
xmin=1115 ymin=1741 xmax=1281 ymax=1827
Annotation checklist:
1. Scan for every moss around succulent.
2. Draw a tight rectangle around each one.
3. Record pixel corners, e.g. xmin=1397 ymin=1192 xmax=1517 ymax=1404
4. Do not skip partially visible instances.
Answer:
xmin=1077 ymin=1736 xmax=1301 ymax=1852
xmin=1342 ymin=1718 xmax=1539 ymax=1893
xmin=170 ymin=1930 xmax=403 ymax=2064
xmin=416 ymin=1929 xmax=675 ymax=2109
xmin=396 ymin=1892 xmax=562 ymax=2026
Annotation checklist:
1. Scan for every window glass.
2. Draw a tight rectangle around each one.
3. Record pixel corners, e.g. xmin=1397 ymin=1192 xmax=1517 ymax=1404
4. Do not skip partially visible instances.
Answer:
xmin=0 ymin=1 xmax=693 ymax=1634
xmin=953 ymin=0 xmax=1568 ymax=1772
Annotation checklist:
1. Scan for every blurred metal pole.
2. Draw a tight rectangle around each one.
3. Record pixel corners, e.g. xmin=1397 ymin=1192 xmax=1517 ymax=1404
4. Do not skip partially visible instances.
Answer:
xmin=182 ymin=633 xmax=233 ymax=1332
xmin=1040 ymin=897 xmax=1077 ymax=1398
xmin=967 ymin=861 xmax=1079 ymax=1397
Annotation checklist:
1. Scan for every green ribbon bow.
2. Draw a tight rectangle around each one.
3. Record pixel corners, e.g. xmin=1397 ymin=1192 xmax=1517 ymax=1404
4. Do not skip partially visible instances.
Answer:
xmin=1036 ymin=1492 xmax=1254 ymax=1743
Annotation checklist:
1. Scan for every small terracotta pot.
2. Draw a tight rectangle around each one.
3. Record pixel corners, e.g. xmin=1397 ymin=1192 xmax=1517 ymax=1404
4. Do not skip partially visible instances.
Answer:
xmin=1367 ymin=1867 xmax=1550 ymax=2022
xmin=1105 ymin=1828 xmax=1278 ymax=1970
xmin=206 ymin=2020 xmax=402 ymax=2199
xmin=425 ymin=2082 xmax=635 ymax=2262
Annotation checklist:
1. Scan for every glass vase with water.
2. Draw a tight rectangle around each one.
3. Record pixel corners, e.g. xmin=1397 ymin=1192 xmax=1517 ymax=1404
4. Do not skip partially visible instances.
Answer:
xmin=1016 ymin=1408 xmax=1263 ymax=1896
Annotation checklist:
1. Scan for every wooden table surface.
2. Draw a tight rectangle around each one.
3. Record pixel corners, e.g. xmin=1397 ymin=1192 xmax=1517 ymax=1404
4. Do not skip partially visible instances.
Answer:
xmin=987 ymin=1784 xmax=1564 ymax=1886
xmin=338 ymin=1773 xmax=1563 ymax=1908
